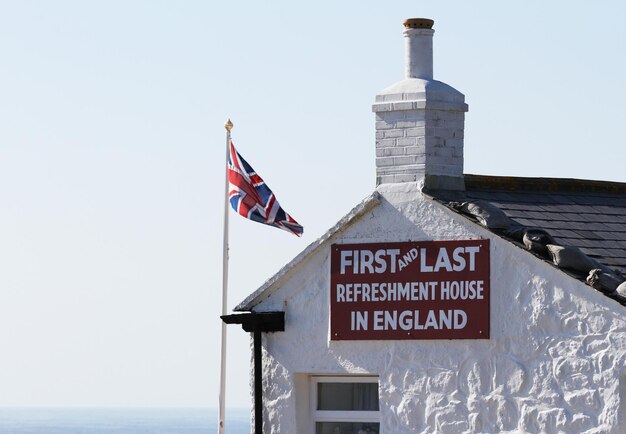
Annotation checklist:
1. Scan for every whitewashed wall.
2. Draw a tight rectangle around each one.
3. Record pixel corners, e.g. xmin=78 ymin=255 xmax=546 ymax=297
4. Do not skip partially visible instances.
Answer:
xmin=250 ymin=182 xmax=626 ymax=433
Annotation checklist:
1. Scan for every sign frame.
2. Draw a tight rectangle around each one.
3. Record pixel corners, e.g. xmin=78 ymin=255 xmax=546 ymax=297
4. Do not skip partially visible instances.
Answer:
xmin=330 ymin=239 xmax=490 ymax=341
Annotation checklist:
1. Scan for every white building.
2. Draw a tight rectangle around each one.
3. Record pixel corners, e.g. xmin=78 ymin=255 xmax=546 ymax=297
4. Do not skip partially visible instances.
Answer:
xmin=228 ymin=18 xmax=626 ymax=434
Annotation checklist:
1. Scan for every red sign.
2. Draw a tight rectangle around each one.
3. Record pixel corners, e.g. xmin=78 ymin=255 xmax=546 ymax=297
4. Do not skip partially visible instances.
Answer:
xmin=330 ymin=240 xmax=490 ymax=340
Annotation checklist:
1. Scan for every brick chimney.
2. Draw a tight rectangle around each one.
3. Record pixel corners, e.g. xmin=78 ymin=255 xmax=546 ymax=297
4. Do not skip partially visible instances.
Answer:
xmin=372 ymin=18 xmax=468 ymax=190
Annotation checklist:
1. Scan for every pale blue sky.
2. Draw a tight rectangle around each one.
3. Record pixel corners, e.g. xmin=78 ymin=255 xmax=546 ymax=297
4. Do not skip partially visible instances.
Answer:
xmin=0 ymin=1 xmax=624 ymax=408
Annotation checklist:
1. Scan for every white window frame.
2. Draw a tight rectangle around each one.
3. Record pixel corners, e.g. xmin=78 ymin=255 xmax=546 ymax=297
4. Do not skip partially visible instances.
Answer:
xmin=309 ymin=375 xmax=380 ymax=434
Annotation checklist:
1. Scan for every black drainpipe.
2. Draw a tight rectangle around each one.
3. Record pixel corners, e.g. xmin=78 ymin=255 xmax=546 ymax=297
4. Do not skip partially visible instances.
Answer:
xmin=221 ymin=311 xmax=285 ymax=434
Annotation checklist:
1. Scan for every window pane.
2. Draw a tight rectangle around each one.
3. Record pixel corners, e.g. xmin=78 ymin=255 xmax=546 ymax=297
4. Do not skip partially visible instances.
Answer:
xmin=316 ymin=422 xmax=380 ymax=434
xmin=317 ymin=382 xmax=379 ymax=411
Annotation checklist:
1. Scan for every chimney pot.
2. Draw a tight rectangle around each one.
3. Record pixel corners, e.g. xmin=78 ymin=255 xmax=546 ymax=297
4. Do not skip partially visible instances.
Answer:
xmin=403 ymin=18 xmax=434 ymax=29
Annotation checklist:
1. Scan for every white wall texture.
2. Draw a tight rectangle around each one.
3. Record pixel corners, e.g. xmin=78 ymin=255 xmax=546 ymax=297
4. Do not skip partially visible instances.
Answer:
xmin=249 ymin=182 xmax=626 ymax=433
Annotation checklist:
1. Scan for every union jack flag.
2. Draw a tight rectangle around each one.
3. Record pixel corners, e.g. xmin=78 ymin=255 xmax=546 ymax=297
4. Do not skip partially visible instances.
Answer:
xmin=228 ymin=141 xmax=303 ymax=236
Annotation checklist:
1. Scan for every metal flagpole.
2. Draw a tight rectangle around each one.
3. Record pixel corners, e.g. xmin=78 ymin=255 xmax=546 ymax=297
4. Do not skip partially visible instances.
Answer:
xmin=218 ymin=118 xmax=233 ymax=434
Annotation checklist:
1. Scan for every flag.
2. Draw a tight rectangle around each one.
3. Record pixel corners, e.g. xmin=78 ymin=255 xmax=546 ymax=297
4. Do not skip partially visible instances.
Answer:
xmin=228 ymin=140 xmax=304 ymax=236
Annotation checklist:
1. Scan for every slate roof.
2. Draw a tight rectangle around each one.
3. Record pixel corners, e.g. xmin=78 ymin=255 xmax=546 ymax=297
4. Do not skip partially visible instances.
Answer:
xmin=429 ymin=174 xmax=626 ymax=303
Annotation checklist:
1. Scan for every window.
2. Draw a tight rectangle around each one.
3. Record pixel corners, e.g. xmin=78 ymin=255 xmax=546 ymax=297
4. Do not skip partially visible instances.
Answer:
xmin=310 ymin=376 xmax=380 ymax=434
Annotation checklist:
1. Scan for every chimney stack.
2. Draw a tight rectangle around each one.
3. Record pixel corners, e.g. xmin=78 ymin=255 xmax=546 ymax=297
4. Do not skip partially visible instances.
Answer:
xmin=404 ymin=18 xmax=434 ymax=80
xmin=372 ymin=18 xmax=468 ymax=190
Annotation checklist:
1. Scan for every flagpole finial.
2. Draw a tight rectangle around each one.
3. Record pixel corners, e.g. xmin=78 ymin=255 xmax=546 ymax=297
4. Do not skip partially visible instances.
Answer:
xmin=224 ymin=119 xmax=234 ymax=132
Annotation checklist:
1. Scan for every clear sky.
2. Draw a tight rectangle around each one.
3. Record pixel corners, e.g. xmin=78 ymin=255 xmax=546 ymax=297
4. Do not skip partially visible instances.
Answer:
xmin=1 ymin=0 xmax=625 ymax=409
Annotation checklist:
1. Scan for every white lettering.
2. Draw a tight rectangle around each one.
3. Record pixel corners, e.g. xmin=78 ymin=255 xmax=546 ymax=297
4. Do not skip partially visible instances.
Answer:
xmin=373 ymin=311 xmax=384 ymax=330
xmin=452 ymin=247 xmax=466 ymax=271
xmin=399 ymin=311 xmax=413 ymax=330
xmin=387 ymin=249 xmax=400 ymax=273
xmin=424 ymin=310 xmax=438 ymax=329
xmin=439 ymin=280 xmax=484 ymax=300
xmin=434 ymin=247 xmax=453 ymax=272
xmin=398 ymin=258 xmax=407 ymax=271
xmin=454 ymin=310 xmax=467 ymax=329
xmin=397 ymin=282 xmax=410 ymax=300
xmin=465 ymin=246 xmax=480 ymax=271
xmin=336 ymin=284 xmax=345 ymax=302
xmin=420 ymin=248 xmax=433 ymax=272
xmin=360 ymin=250 xmax=374 ymax=274
xmin=345 ymin=283 xmax=352 ymax=302
xmin=384 ymin=311 xmax=397 ymax=330
xmin=374 ymin=249 xmax=387 ymax=273
xmin=366 ymin=309 xmax=468 ymax=331
xmin=371 ymin=283 xmax=379 ymax=301
xmin=361 ymin=283 xmax=370 ymax=301
xmin=356 ymin=311 xmax=367 ymax=330
xmin=439 ymin=309 xmax=452 ymax=329
xmin=340 ymin=251 xmax=352 ymax=275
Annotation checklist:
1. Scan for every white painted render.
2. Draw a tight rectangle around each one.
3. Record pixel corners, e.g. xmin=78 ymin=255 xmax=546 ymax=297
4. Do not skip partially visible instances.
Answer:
xmin=247 ymin=182 xmax=626 ymax=433
xmin=404 ymin=27 xmax=434 ymax=80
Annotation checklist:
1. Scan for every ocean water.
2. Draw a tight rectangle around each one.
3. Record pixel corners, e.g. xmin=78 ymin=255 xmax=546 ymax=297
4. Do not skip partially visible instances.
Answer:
xmin=0 ymin=408 xmax=250 ymax=434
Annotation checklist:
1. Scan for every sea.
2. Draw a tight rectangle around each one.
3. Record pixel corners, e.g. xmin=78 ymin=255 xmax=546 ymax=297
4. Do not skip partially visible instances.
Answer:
xmin=0 ymin=408 xmax=250 ymax=434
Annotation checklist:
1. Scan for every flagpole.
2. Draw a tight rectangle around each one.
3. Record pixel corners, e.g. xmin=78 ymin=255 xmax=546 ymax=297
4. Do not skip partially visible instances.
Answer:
xmin=218 ymin=118 xmax=233 ymax=434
